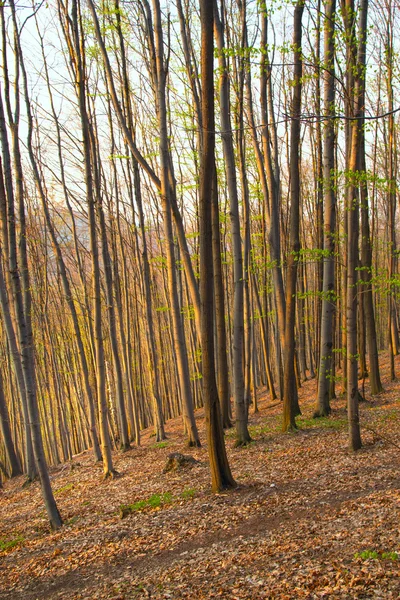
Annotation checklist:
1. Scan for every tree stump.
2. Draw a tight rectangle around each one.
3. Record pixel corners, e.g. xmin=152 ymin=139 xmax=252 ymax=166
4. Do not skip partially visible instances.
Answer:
xmin=162 ymin=452 xmax=199 ymax=473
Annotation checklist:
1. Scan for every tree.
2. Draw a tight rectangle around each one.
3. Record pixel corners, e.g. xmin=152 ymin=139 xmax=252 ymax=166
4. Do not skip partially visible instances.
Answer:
xmin=282 ymin=0 xmax=305 ymax=433
xmin=199 ymin=0 xmax=236 ymax=491
xmin=315 ymin=0 xmax=337 ymax=418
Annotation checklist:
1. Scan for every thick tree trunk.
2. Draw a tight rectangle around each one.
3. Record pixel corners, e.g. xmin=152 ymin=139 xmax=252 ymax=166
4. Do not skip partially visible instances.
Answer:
xmin=200 ymin=0 xmax=236 ymax=491
xmin=342 ymin=0 xmax=367 ymax=451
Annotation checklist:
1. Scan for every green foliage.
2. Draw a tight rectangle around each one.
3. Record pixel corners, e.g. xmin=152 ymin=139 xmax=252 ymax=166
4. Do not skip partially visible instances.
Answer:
xmin=152 ymin=441 xmax=169 ymax=449
xmin=120 ymin=487 xmax=197 ymax=518
xmin=55 ymin=483 xmax=74 ymax=495
xmin=181 ymin=488 xmax=197 ymax=500
xmin=354 ymin=550 xmax=399 ymax=561
xmin=151 ymin=255 xmax=167 ymax=269
xmin=155 ymin=305 xmax=169 ymax=313
xmin=120 ymin=492 xmax=173 ymax=516
xmin=248 ymin=423 xmax=274 ymax=437
xmin=190 ymin=371 xmax=203 ymax=381
xmin=297 ymin=416 xmax=346 ymax=430
xmin=247 ymin=417 xmax=281 ymax=438
xmin=108 ymin=154 xmax=130 ymax=160
xmin=0 ymin=535 xmax=24 ymax=552
xmin=181 ymin=304 xmax=195 ymax=320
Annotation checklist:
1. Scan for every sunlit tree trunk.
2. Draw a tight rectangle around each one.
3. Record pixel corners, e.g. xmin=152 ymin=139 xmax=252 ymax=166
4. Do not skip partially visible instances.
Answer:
xmin=315 ymin=0 xmax=337 ymax=418
xmin=214 ymin=0 xmax=250 ymax=445
xmin=200 ymin=0 xmax=236 ymax=491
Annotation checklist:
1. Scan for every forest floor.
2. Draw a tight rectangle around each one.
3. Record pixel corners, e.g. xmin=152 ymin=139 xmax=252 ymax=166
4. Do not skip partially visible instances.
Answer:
xmin=1 ymin=355 xmax=400 ymax=599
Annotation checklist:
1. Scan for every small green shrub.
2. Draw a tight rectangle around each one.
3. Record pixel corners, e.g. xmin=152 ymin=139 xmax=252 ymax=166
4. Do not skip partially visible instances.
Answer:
xmin=152 ymin=441 xmax=169 ymax=449
xmin=0 ymin=535 xmax=24 ymax=552
xmin=354 ymin=550 xmax=399 ymax=561
xmin=120 ymin=492 xmax=172 ymax=517
xmin=381 ymin=552 xmax=399 ymax=560
xmin=55 ymin=483 xmax=74 ymax=495
xmin=248 ymin=417 xmax=281 ymax=438
xmin=181 ymin=488 xmax=196 ymax=500
xmin=224 ymin=429 xmax=236 ymax=439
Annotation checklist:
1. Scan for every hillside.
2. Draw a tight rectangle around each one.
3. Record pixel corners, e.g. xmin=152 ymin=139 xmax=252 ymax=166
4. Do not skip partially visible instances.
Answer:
xmin=1 ymin=356 xmax=399 ymax=599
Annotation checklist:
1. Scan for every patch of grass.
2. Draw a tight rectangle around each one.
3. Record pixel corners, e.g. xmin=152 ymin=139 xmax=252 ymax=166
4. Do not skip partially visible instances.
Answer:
xmin=248 ymin=417 xmax=280 ymax=438
xmin=248 ymin=424 xmax=271 ymax=437
xmin=181 ymin=488 xmax=196 ymax=500
xmin=378 ymin=410 xmax=398 ymax=423
xmin=237 ymin=439 xmax=256 ymax=449
xmin=120 ymin=492 xmax=172 ymax=517
xmin=381 ymin=552 xmax=399 ymax=560
xmin=0 ymin=535 xmax=24 ymax=552
xmin=225 ymin=429 xmax=236 ymax=439
xmin=55 ymin=483 xmax=74 ymax=495
xmin=65 ymin=516 xmax=79 ymax=526
xmin=297 ymin=415 xmax=347 ymax=430
xmin=355 ymin=550 xmax=399 ymax=561
xmin=152 ymin=441 xmax=169 ymax=449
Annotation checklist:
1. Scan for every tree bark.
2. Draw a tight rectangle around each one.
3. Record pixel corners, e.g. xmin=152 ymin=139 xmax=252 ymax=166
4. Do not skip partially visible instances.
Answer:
xmin=200 ymin=0 xmax=236 ymax=491
xmin=282 ymin=0 xmax=304 ymax=432
xmin=315 ymin=0 xmax=337 ymax=417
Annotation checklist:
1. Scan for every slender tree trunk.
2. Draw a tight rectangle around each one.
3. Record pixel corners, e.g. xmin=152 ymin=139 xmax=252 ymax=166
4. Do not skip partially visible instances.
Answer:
xmin=0 ymin=366 xmax=21 ymax=477
xmin=214 ymin=0 xmax=250 ymax=445
xmin=359 ymin=138 xmax=383 ymax=394
xmin=315 ymin=0 xmax=337 ymax=417
xmin=282 ymin=0 xmax=304 ymax=432
xmin=151 ymin=0 xmax=200 ymax=446
xmin=66 ymin=0 xmax=115 ymax=476
xmin=0 ymin=101 xmax=35 ymax=481
xmin=20 ymin=30 xmax=102 ymax=461
xmin=212 ymin=167 xmax=232 ymax=428
xmin=1 ymin=2 xmax=62 ymax=527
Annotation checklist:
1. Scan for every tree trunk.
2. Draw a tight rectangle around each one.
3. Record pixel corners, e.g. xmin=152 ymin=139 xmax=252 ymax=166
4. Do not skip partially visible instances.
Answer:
xmin=315 ymin=0 xmax=337 ymax=418
xmin=214 ymin=0 xmax=250 ymax=445
xmin=200 ymin=0 xmax=236 ymax=491
xmin=282 ymin=0 xmax=304 ymax=432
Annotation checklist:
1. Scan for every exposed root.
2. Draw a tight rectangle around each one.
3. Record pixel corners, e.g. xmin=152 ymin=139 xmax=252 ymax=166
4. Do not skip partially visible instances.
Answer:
xmin=120 ymin=443 xmax=132 ymax=453
xmin=233 ymin=437 xmax=253 ymax=448
xmin=103 ymin=470 xmax=119 ymax=480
